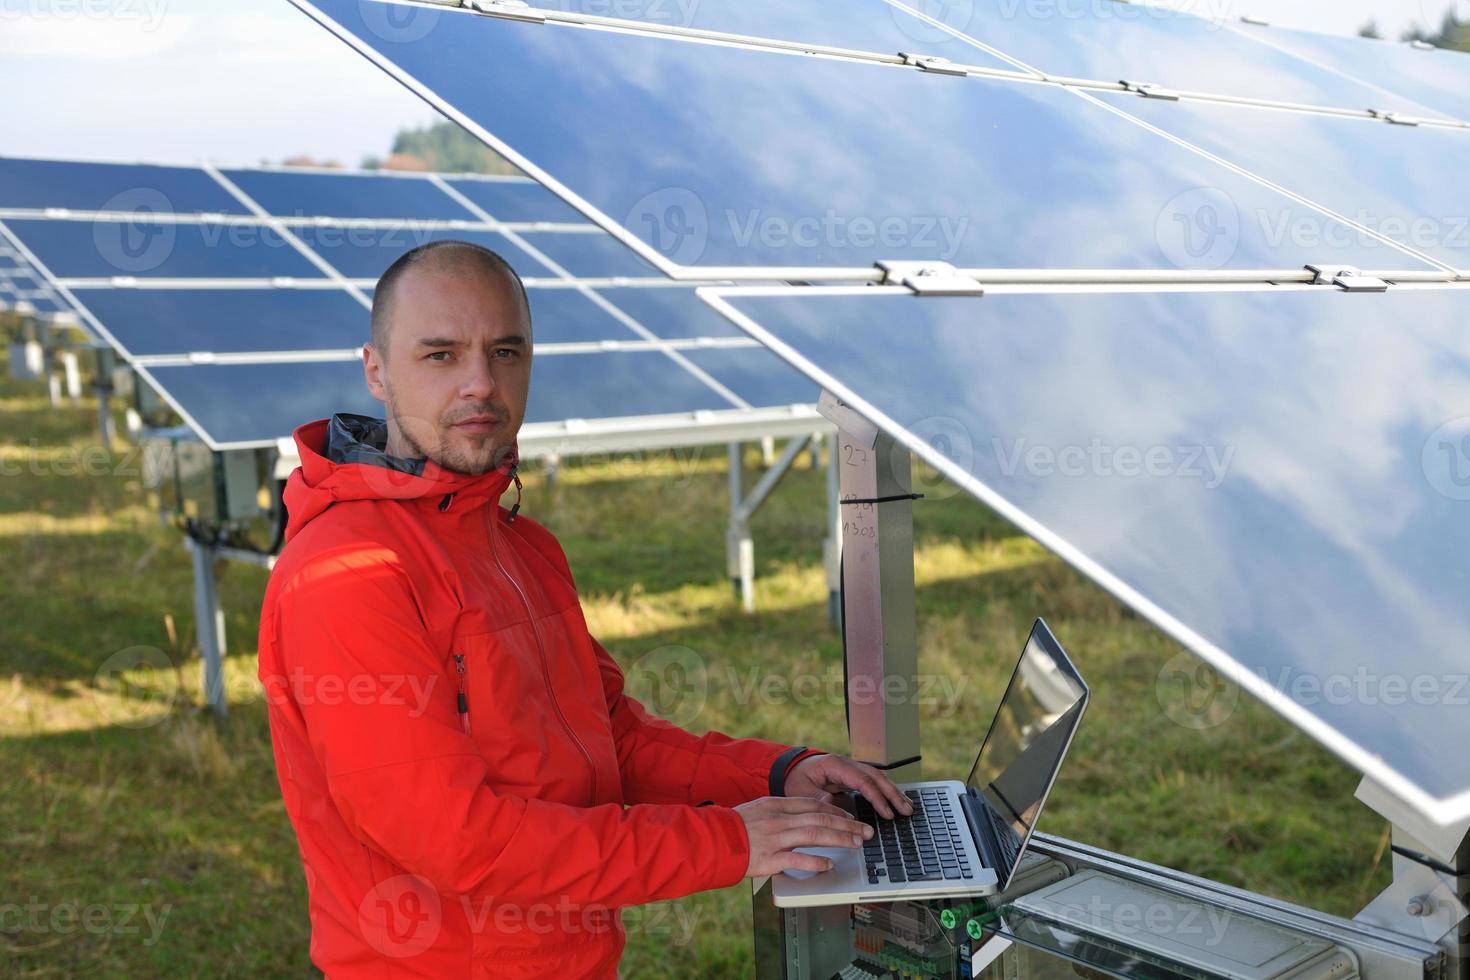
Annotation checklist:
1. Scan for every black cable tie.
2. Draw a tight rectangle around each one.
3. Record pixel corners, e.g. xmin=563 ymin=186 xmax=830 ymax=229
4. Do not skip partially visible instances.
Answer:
xmin=1390 ymin=844 xmax=1460 ymax=878
xmin=854 ymin=754 xmax=922 ymax=772
xmin=840 ymin=492 xmax=925 ymax=506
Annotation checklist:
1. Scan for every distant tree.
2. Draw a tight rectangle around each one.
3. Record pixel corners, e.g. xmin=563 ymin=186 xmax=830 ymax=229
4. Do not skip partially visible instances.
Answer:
xmin=1402 ymin=5 xmax=1470 ymax=50
xmin=1359 ymin=20 xmax=1381 ymax=38
xmin=363 ymin=121 xmax=520 ymax=175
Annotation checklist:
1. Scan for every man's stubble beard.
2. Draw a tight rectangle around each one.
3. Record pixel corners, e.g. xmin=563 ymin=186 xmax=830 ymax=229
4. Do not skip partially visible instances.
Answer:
xmin=382 ymin=381 xmax=510 ymax=477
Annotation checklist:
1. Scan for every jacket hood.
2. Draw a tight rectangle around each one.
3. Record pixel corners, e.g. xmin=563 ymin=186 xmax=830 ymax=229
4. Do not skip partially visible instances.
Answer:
xmin=283 ymin=413 xmax=519 ymax=542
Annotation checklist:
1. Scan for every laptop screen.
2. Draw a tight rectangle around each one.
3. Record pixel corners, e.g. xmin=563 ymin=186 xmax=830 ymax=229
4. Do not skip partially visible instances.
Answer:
xmin=965 ymin=619 xmax=1089 ymax=888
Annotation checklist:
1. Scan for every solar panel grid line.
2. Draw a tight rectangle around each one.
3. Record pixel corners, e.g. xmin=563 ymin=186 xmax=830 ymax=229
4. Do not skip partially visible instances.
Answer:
xmin=1070 ymin=89 xmax=1463 ymax=275
xmin=54 ymin=278 xmax=355 ymax=290
xmin=427 ymin=172 xmax=753 ymax=409
xmin=458 ymin=0 xmax=1044 ymax=78
xmin=296 ymin=1 xmax=1454 ymax=278
xmin=0 ymin=217 xmax=241 ymax=449
xmin=199 ymin=162 xmax=373 ymax=309
xmin=698 ymin=283 xmax=1470 ymax=827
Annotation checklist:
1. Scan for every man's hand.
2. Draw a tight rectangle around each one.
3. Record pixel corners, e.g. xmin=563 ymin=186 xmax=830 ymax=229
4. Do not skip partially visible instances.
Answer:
xmin=734 ymin=797 xmax=875 ymax=877
xmin=782 ymin=754 xmax=914 ymax=820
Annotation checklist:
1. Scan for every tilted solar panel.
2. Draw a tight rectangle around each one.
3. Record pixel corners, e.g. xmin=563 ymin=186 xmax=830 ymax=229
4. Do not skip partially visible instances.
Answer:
xmin=288 ymin=0 xmax=1438 ymax=275
xmin=705 ymin=283 xmax=1470 ymax=824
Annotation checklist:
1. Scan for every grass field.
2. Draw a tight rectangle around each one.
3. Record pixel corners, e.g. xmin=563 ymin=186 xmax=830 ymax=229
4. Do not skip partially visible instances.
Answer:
xmin=0 ymin=353 xmax=1391 ymax=977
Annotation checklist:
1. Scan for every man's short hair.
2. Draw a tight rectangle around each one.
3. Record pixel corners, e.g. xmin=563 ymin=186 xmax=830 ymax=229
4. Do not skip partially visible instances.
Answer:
xmin=370 ymin=240 xmax=531 ymax=357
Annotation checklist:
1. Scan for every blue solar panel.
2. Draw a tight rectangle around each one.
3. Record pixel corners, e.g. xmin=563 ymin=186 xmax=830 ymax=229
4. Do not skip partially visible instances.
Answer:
xmin=517 ymin=231 xmax=663 ymax=278
xmin=1233 ymin=22 xmax=1470 ymax=124
xmin=1099 ymin=94 xmax=1470 ymax=271
xmin=294 ymin=1 xmax=1435 ymax=273
xmin=896 ymin=0 xmax=1452 ymax=117
xmin=592 ymin=286 xmax=744 ymax=339
xmin=459 ymin=0 xmax=1019 ymax=67
xmin=0 ymin=157 xmax=248 ymax=215
xmin=679 ymin=346 xmax=820 ymax=407
xmin=524 ymin=287 xmax=647 ymax=343
xmin=219 ymin=168 xmax=477 ymax=221
xmin=70 ymin=289 xmax=367 ymax=356
xmin=712 ymin=285 xmax=1470 ymax=817
xmin=444 ymin=177 xmax=591 ymax=224
xmin=293 ymin=225 xmax=553 ymax=279
xmin=147 ymin=348 xmax=738 ymax=446
xmin=5 ymin=219 xmax=323 ymax=280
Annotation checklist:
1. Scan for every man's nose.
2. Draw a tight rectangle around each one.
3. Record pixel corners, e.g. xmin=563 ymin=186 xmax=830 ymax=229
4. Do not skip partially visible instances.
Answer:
xmin=459 ymin=354 xmax=498 ymax=400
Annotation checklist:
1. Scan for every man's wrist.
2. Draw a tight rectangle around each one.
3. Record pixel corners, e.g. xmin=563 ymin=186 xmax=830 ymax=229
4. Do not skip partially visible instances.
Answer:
xmin=769 ymin=746 xmax=827 ymax=796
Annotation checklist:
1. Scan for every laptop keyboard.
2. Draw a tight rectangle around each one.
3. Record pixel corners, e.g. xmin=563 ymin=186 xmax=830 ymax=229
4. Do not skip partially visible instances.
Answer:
xmin=855 ymin=789 xmax=974 ymax=886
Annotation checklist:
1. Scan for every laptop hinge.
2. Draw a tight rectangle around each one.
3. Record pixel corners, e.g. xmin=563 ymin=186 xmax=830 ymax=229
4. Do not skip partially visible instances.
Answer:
xmin=960 ymin=791 xmax=997 ymax=870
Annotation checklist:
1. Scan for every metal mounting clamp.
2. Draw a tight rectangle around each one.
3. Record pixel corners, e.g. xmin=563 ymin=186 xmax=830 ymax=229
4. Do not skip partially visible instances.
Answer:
xmin=462 ymin=0 xmax=547 ymax=23
xmin=899 ymin=52 xmax=969 ymax=76
xmin=1369 ymin=109 xmax=1421 ymax=127
xmin=1239 ymin=14 xmax=1270 ymax=25
xmin=1120 ymin=80 xmax=1181 ymax=101
xmin=875 ymin=260 xmax=984 ymax=296
xmin=1305 ymin=264 xmax=1389 ymax=293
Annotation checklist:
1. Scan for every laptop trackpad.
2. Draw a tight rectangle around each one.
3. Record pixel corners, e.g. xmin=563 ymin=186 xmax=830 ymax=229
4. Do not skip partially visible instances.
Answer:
xmin=781 ymin=846 xmax=854 ymax=880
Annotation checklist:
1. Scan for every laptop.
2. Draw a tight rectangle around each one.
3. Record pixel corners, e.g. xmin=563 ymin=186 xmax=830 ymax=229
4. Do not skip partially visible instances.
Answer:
xmin=772 ymin=618 xmax=1088 ymax=908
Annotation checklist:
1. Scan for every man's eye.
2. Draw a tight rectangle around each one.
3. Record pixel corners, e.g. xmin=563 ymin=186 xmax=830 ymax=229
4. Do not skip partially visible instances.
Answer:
xmin=494 ymin=348 xmax=520 ymax=360
xmin=427 ymin=351 xmax=452 ymax=361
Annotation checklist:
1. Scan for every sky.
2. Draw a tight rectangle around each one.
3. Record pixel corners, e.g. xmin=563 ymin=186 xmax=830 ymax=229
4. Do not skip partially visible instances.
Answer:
xmin=0 ymin=0 xmax=1461 ymax=169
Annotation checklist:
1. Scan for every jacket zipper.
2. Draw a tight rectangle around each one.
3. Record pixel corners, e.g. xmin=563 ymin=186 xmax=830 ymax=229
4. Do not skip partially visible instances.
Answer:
xmin=486 ymin=510 xmax=599 ymax=806
xmin=453 ymin=654 xmax=470 ymax=734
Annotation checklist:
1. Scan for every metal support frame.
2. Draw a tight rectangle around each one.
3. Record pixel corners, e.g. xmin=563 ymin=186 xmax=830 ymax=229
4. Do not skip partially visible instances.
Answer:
xmin=820 ymin=391 xmax=921 ymax=777
xmin=186 ymin=537 xmax=228 ymax=716
xmin=1356 ymin=776 xmax=1470 ymax=972
xmin=726 ymin=435 xmax=815 ymax=613
xmin=823 ymin=431 xmax=841 ymax=629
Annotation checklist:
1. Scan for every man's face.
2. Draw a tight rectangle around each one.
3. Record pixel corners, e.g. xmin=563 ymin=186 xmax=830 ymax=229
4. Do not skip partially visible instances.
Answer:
xmin=363 ymin=261 xmax=532 ymax=475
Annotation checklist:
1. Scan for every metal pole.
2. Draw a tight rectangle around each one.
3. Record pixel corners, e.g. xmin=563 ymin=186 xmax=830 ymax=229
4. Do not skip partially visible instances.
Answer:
xmin=188 ymin=538 xmax=229 ymax=716
xmin=821 ymin=393 xmax=920 ymax=777
xmin=824 ymin=431 xmax=841 ymax=629
xmin=726 ymin=443 xmax=754 ymax=610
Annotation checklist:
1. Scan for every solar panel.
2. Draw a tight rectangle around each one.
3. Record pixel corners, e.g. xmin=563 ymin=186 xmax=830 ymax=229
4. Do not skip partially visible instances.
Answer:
xmin=293 ymin=225 xmax=553 ymax=278
xmin=888 ymin=0 xmax=1453 ymax=118
xmin=704 ymin=283 xmax=1470 ymax=824
xmin=217 ymin=167 xmax=479 ymax=221
xmin=451 ymin=0 xmax=1021 ymax=68
xmin=1232 ymin=21 xmax=1470 ymax=125
xmin=6 ymin=218 xmax=323 ymax=280
xmin=0 ymin=155 xmax=813 ymax=449
xmin=289 ymin=0 xmax=1437 ymax=274
xmin=0 ymin=157 xmax=248 ymax=215
xmin=443 ymin=176 xmax=590 ymax=224
xmin=1097 ymin=94 xmax=1470 ymax=273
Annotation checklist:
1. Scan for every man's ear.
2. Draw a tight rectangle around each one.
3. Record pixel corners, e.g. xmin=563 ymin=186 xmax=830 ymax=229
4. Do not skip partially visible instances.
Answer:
xmin=363 ymin=343 xmax=388 ymax=402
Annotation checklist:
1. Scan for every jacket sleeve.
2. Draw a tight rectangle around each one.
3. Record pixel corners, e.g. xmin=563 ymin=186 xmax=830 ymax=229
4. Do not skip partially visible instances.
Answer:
xmin=265 ymin=548 xmax=752 ymax=907
xmin=593 ymin=637 xmax=826 ymax=807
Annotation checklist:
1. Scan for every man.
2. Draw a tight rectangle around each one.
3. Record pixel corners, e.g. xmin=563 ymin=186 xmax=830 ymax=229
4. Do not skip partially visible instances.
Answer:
xmin=258 ymin=240 xmax=912 ymax=977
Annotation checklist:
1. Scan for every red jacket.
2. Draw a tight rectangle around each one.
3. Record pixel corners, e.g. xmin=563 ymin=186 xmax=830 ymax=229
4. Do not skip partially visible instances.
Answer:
xmin=258 ymin=415 xmax=821 ymax=977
